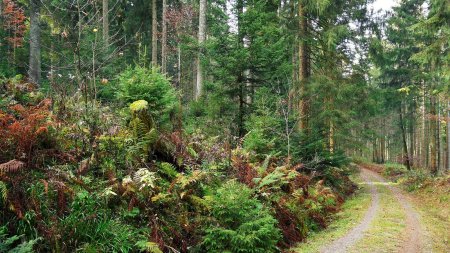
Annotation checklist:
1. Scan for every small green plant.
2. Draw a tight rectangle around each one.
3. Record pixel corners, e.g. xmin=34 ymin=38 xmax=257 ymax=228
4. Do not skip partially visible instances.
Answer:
xmin=201 ymin=181 xmax=281 ymax=253
xmin=117 ymin=66 xmax=176 ymax=125
xmin=0 ymin=225 xmax=41 ymax=253
xmin=60 ymin=190 xmax=145 ymax=252
xmin=400 ymin=169 xmax=430 ymax=191
xmin=383 ymin=162 xmax=407 ymax=177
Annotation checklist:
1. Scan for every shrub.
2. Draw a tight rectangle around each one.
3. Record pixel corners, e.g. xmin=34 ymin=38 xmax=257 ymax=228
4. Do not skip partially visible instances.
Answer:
xmin=383 ymin=162 xmax=407 ymax=177
xmin=116 ymin=66 xmax=177 ymax=125
xmin=201 ymin=181 xmax=281 ymax=253
xmin=400 ymin=169 xmax=431 ymax=192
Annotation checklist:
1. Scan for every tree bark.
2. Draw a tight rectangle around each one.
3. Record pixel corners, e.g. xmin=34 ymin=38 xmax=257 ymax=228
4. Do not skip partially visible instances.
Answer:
xmin=430 ymin=96 xmax=438 ymax=174
xmin=102 ymin=0 xmax=109 ymax=44
xmin=161 ymin=0 xmax=167 ymax=73
xmin=298 ymin=2 xmax=310 ymax=131
xmin=447 ymin=98 xmax=450 ymax=171
xmin=400 ymin=104 xmax=411 ymax=170
xmin=152 ymin=0 xmax=158 ymax=66
xmin=195 ymin=0 xmax=207 ymax=100
xmin=29 ymin=0 xmax=41 ymax=85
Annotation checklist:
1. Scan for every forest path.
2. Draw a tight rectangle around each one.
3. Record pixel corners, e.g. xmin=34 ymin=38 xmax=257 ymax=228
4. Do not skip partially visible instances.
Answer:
xmin=319 ymin=168 xmax=380 ymax=253
xmin=318 ymin=167 xmax=427 ymax=253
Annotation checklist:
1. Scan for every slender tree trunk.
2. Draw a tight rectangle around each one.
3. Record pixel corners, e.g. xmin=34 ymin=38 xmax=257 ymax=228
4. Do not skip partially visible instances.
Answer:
xmin=194 ymin=0 xmax=206 ymax=100
xmin=29 ymin=0 xmax=41 ymax=85
xmin=447 ymin=98 xmax=450 ymax=171
xmin=102 ymin=0 xmax=109 ymax=44
xmin=430 ymin=96 xmax=438 ymax=174
xmin=298 ymin=2 xmax=310 ymax=131
xmin=177 ymin=44 xmax=181 ymax=87
xmin=423 ymin=86 xmax=428 ymax=168
xmin=409 ymin=101 xmax=415 ymax=167
xmin=161 ymin=0 xmax=167 ymax=73
xmin=438 ymin=97 xmax=442 ymax=172
xmin=151 ymin=0 xmax=158 ymax=66
xmin=400 ymin=104 xmax=411 ymax=170
xmin=329 ymin=120 xmax=334 ymax=153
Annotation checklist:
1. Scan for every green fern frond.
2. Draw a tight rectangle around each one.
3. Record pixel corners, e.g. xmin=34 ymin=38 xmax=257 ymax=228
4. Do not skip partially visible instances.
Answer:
xmin=144 ymin=128 xmax=159 ymax=145
xmin=0 ymin=181 xmax=7 ymax=204
xmin=135 ymin=241 xmax=163 ymax=253
xmin=158 ymin=162 xmax=178 ymax=178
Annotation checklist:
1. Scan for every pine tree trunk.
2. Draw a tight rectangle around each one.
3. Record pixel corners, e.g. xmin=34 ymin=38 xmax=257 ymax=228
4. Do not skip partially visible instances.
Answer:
xmin=438 ymin=97 xmax=442 ymax=172
xmin=400 ymin=104 xmax=411 ymax=170
xmin=429 ymin=96 xmax=438 ymax=174
xmin=102 ymin=0 xmax=109 ymax=44
xmin=161 ymin=0 xmax=167 ymax=73
xmin=298 ymin=2 xmax=310 ymax=131
xmin=329 ymin=120 xmax=334 ymax=153
xmin=177 ymin=45 xmax=181 ymax=87
xmin=195 ymin=0 xmax=206 ymax=100
xmin=422 ymin=86 xmax=428 ymax=168
xmin=29 ymin=0 xmax=41 ymax=85
xmin=152 ymin=0 xmax=158 ymax=66
xmin=447 ymin=98 xmax=450 ymax=171
xmin=409 ymin=101 xmax=415 ymax=167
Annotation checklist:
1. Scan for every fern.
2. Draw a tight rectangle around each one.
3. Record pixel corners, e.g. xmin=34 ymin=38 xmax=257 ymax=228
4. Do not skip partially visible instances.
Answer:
xmin=255 ymin=167 xmax=298 ymax=191
xmin=135 ymin=240 xmax=163 ymax=253
xmin=0 ymin=226 xmax=41 ymax=253
xmin=158 ymin=162 xmax=178 ymax=179
xmin=133 ymin=168 xmax=158 ymax=190
xmin=173 ymin=170 xmax=205 ymax=190
xmin=0 ymin=160 xmax=25 ymax=175
xmin=0 ymin=181 xmax=7 ymax=204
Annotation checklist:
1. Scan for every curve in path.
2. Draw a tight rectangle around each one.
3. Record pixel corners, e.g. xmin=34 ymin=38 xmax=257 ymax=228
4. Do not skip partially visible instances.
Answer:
xmin=320 ymin=168 xmax=380 ymax=253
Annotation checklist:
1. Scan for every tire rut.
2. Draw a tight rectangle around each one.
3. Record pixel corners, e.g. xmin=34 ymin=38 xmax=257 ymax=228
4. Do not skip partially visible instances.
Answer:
xmin=362 ymin=168 xmax=425 ymax=253
xmin=320 ymin=169 xmax=380 ymax=253
xmin=319 ymin=167 xmax=426 ymax=253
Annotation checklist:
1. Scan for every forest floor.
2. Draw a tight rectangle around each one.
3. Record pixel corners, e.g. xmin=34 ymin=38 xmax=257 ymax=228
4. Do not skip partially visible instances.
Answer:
xmin=294 ymin=164 xmax=449 ymax=253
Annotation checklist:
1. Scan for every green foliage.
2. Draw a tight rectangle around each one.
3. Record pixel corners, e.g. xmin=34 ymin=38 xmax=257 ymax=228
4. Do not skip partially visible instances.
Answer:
xmin=117 ymin=66 xmax=177 ymax=125
xmin=399 ymin=169 xmax=431 ymax=192
xmin=0 ymin=181 xmax=7 ymax=205
xmin=0 ymin=226 xmax=40 ymax=253
xmin=60 ymin=190 xmax=145 ymax=252
xmin=201 ymin=181 xmax=281 ymax=253
xmin=135 ymin=241 xmax=163 ymax=253
xmin=383 ymin=163 xmax=408 ymax=177
xmin=158 ymin=162 xmax=179 ymax=179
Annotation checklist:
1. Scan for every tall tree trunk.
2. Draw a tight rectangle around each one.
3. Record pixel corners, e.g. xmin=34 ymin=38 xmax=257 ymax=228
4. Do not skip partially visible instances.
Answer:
xmin=438 ymin=97 xmax=442 ymax=172
xmin=430 ymin=96 xmax=438 ymax=174
xmin=29 ymin=0 xmax=41 ymax=85
xmin=102 ymin=0 xmax=109 ymax=44
xmin=151 ymin=0 xmax=158 ymax=66
xmin=298 ymin=2 xmax=310 ymax=131
xmin=400 ymin=104 xmax=411 ymax=170
xmin=422 ymin=86 xmax=428 ymax=168
xmin=409 ymin=101 xmax=415 ymax=167
xmin=161 ymin=0 xmax=167 ymax=73
xmin=236 ymin=0 xmax=245 ymax=136
xmin=177 ymin=44 xmax=181 ymax=87
xmin=329 ymin=120 xmax=334 ymax=153
xmin=447 ymin=98 xmax=450 ymax=171
xmin=194 ymin=0 xmax=206 ymax=100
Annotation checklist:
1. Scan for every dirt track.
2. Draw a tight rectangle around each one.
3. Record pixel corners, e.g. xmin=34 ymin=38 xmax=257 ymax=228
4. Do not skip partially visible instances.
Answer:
xmin=319 ymin=167 xmax=425 ymax=253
